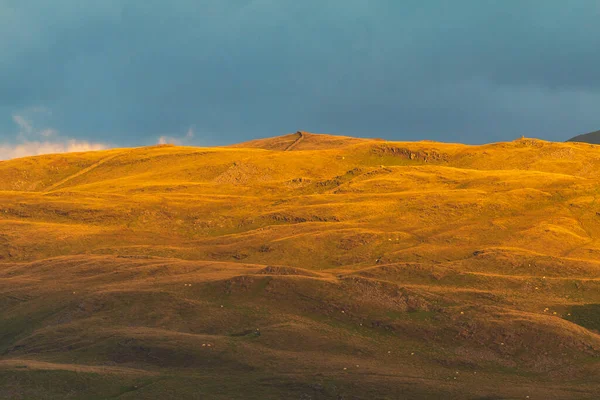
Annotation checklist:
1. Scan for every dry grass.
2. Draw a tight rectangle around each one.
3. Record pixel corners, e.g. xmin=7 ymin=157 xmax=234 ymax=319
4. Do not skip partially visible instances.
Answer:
xmin=1 ymin=133 xmax=600 ymax=399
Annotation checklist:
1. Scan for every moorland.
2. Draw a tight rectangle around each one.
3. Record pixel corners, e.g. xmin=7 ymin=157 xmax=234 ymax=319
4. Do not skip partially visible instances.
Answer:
xmin=1 ymin=132 xmax=600 ymax=399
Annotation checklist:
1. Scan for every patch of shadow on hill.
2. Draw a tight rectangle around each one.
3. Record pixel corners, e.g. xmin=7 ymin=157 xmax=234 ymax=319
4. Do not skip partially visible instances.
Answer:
xmin=261 ymin=212 xmax=340 ymax=223
xmin=255 ymin=265 xmax=323 ymax=278
xmin=370 ymin=144 xmax=449 ymax=162
xmin=566 ymin=304 xmax=600 ymax=333
xmin=350 ymin=263 xmax=451 ymax=282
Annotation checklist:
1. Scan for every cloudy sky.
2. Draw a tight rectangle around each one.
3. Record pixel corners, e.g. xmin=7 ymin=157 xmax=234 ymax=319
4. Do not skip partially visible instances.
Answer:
xmin=1 ymin=1 xmax=599 ymax=159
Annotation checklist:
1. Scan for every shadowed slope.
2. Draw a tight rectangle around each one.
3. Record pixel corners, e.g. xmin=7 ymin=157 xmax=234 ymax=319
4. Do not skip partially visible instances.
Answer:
xmin=2 ymin=255 xmax=600 ymax=399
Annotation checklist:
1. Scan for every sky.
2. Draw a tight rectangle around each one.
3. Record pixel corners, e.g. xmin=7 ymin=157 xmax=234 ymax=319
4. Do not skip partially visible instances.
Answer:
xmin=1 ymin=0 xmax=600 ymax=159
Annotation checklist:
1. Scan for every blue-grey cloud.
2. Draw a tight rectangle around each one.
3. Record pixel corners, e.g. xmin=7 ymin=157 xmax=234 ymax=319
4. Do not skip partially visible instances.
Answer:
xmin=1 ymin=0 xmax=599 ymax=155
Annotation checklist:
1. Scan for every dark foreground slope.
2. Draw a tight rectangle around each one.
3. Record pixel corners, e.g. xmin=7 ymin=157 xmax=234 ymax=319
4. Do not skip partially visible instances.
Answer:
xmin=1 ymin=133 xmax=600 ymax=399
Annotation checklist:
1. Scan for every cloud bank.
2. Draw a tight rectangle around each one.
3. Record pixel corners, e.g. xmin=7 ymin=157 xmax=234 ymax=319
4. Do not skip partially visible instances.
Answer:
xmin=1 ymin=1 xmax=600 ymax=146
xmin=0 ymin=140 xmax=108 ymax=160
xmin=0 ymin=110 xmax=108 ymax=160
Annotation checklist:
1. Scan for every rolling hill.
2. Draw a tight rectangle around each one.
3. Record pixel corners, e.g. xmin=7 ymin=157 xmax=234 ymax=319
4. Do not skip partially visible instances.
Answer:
xmin=1 ymin=132 xmax=600 ymax=399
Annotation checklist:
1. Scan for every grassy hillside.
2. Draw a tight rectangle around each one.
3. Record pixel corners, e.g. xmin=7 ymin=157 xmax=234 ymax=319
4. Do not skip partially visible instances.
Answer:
xmin=1 ymin=133 xmax=600 ymax=399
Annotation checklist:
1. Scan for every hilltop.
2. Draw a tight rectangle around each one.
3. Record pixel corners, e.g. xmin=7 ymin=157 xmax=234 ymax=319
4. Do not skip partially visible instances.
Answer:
xmin=229 ymin=131 xmax=376 ymax=151
xmin=1 ymin=133 xmax=600 ymax=399
xmin=567 ymin=129 xmax=600 ymax=144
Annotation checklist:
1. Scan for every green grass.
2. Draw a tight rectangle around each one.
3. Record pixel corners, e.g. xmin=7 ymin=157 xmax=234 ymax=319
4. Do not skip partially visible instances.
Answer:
xmin=386 ymin=310 xmax=437 ymax=321
xmin=0 ymin=369 xmax=156 ymax=400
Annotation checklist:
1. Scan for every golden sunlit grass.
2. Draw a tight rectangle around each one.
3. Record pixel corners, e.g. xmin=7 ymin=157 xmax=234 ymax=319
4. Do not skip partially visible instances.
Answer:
xmin=1 ymin=132 xmax=600 ymax=399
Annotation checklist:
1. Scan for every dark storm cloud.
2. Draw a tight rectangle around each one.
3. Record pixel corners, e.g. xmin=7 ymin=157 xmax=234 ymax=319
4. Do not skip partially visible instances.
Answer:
xmin=1 ymin=0 xmax=599 ymax=156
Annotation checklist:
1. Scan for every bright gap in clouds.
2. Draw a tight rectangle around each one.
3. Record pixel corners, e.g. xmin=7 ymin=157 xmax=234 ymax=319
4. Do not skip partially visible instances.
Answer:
xmin=0 ymin=111 xmax=109 ymax=160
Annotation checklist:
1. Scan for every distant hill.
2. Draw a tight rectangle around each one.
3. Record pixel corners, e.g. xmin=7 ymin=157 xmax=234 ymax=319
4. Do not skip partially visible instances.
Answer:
xmin=567 ymin=129 xmax=600 ymax=144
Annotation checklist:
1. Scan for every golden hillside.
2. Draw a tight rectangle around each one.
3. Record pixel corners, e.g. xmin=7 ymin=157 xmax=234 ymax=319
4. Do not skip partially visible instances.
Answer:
xmin=1 ymin=133 xmax=600 ymax=399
